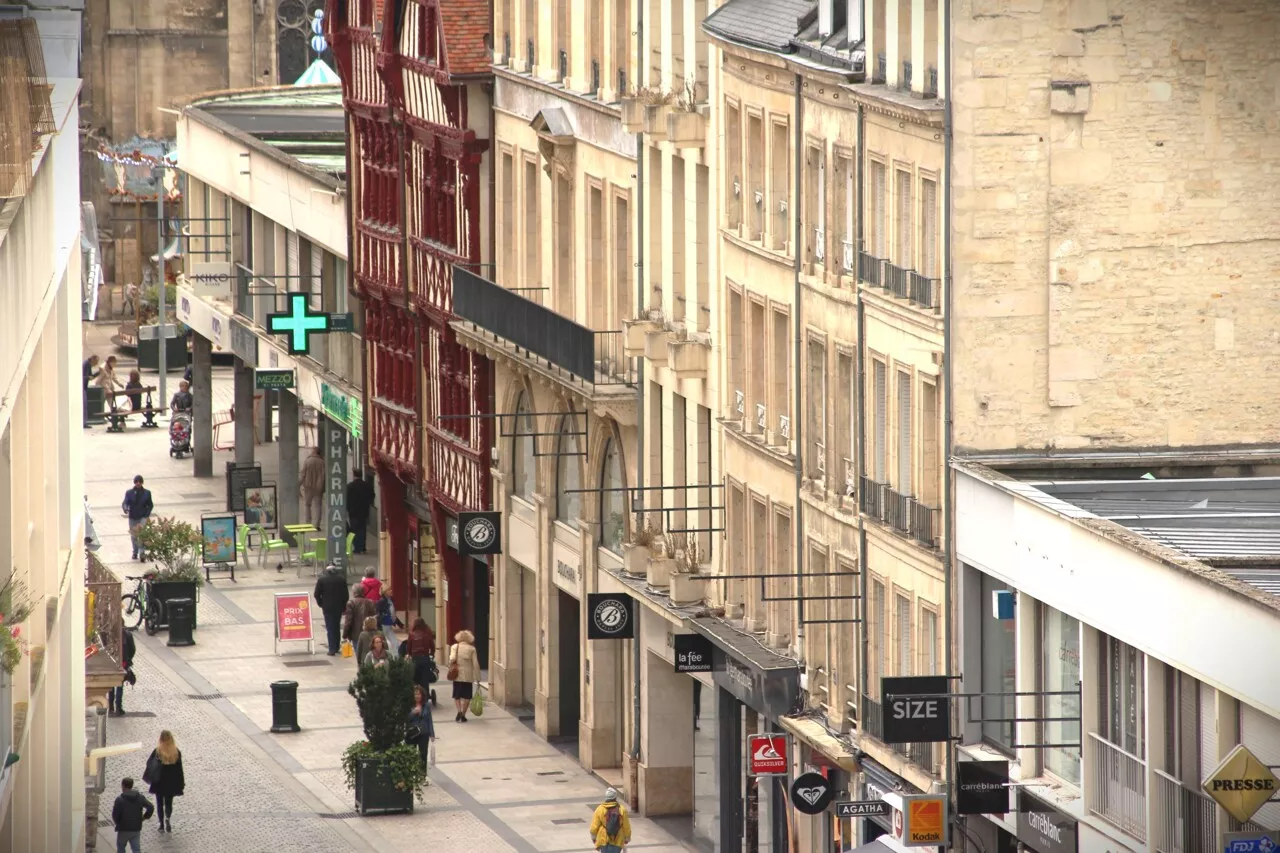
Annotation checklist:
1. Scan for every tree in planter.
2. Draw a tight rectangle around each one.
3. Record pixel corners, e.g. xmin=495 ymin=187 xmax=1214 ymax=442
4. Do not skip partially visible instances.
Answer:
xmin=341 ymin=656 xmax=428 ymax=806
xmin=135 ymin=517 xmax=203 ymax=583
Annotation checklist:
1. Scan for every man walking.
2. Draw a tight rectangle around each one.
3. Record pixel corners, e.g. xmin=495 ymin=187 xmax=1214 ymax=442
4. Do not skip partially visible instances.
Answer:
xmin=300 ymin=447 xmax=325 ymax=529
xmin=122 ymin=476 xmax=154 ymax=561
xmin=111 ymin=777 xmax=154 ymax=852
xmin=108 ymin=627 xmax=137 ymax=716
xmin=590 ymin=788 xmax=632 ymax=852
xmin=346 ymin=468 xmax=374 ymax=553
xmin=313 ymin=564 xmax=350 ymax=655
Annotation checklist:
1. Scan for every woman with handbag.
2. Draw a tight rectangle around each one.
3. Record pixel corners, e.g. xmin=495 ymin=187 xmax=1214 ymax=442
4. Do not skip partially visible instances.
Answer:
xmin=143 ymin=730 xmax=185 ymax=832
xmin=406 ymin=684 xmax=436 ymax=769
xmin=447 ymin=630 xmax=479 ymax=722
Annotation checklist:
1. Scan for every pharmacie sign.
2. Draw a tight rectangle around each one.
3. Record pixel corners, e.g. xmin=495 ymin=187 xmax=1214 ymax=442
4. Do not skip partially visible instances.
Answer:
xmin=320 ymin=382 xmax=363 ymax=439
xmin=1203 ymin=744 xmax=1280 ymax=824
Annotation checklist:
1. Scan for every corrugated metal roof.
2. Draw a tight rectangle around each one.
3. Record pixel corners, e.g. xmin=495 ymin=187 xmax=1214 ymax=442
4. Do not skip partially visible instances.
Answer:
xmin=1215 ymin=568 xmax=1280 ymax=595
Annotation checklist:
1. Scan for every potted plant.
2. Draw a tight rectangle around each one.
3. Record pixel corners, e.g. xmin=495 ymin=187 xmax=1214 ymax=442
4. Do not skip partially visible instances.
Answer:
xmin=670 ymin=539 xmax=708 ymax=606
xmin=0 ymin=577 xmax=33 ymax=676
xmin=136 ymin=517 xmax=203 ymax=631
xmin=646 ymin=534 xmax=676 ymax=588
xmin=341 ymin=657 xmax=427 ymax=815
xmin=622 ymin=516 xmax=661 ymax=577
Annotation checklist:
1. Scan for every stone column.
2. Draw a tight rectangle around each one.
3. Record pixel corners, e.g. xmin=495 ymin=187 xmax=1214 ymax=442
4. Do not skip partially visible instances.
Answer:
xmin=191 ymin=333 xmax=213 ymax=477
xmin=639 ymin=644 xmax=695 ymax=815
xmin=233 ymin=357 xmax=255 ymax=466
xmin=278 ymin=390 xmax=300 ymax=542
xmin=260 ymin=388 xmax=274 ymax=444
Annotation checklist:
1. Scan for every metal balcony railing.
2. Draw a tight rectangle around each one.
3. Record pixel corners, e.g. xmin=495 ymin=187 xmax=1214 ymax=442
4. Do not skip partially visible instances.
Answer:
xmin=452 ymin=267 xmax=635 ymax=386
xmin=902 ymin=60 xmax=913 ymax=90
xmin=884 ymin=262 xmax=910 ymax=299
xmin=1088 ymin=733 xmax=1148 ymax=843
xmin=875 ymin=52 xmax=887 ymax=83
xmin=910 ymin=499 xmax=940 ymax=547
xmin=860 ymin=477 xmax=939 ymax=546
xmin=926 ymin=66 xmax=939 ymax=98
xmin=858 ymin=251 xmax=884 ymax=287
xmin=908 ymin=271 xmax=940 ymax=309
xmin=862 ymin=694 xmax=884 ymax=739
xmin=885 ymin=487 xmax=912 ymax=534
xmin=861 ymin=694 xmax=937 ymax=774
xmin=591 ymin=59 xmax=601 ymax=94
xmin=860 ymin=476 xmax=885 ymax=519
xmin=1153 ymin=770 xmax=1216 ymax=853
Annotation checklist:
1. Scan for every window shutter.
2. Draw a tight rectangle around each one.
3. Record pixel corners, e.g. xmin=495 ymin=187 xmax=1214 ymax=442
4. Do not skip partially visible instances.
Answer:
xmin=896 ymin=595 xmax=911 ymax=675
xmin=286 ymin=231 xmax=300 ymax=278
xmin=311 ymin=243 xmax=324 ymax=305
xmin=874 ymin=362 xmax=887 ymax=482
xmin=1199 ymin=684 xmax=1217 ymax=783
xmin=897 ymin=371 xmax=912 ymax=493
xmin=872 ymin=163 xmax=886 ymax=256
xmin=897 ymin=170 xmax=913 ymax=269
xmin=1242 ymin=704 xmax=1280 ymax=827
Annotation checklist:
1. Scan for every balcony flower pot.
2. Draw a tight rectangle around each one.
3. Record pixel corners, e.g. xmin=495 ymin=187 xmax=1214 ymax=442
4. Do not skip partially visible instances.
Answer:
xmin=622 ymin=543 xmax=650 ymax=578
xmin=669 ymin=571 xmax=706 ymax=606
xmin=621 ymin=98 xmax=646 ymax=133
xmin=644 ymin=104 xmax=672 ymax=139
xmin=646 ymin=555 xmax=674 ymax=588
xmin=622 ymin=318 xmax=660 ymax=357
xmin=666 ymin=108 xmax=707 ymax=148
xmin=668 ymin=338 xmax=709 ymax=378
xmin=643 ymin=329 xmax=670 ymax=365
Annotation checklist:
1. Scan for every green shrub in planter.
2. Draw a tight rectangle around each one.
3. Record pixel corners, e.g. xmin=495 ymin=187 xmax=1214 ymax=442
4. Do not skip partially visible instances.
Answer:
xmin=137 ymin=518 xmax=203 ymax=630
xmin=341 ymin=656 xmax=427 ymax=814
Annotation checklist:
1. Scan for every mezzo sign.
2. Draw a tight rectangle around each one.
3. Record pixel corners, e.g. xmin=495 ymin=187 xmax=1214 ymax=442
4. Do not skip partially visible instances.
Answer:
xmin=881 ymin=676 xmax=950 ymax=744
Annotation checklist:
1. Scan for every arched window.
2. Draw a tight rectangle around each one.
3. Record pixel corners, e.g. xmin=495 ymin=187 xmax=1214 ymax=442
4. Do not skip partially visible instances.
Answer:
xmin=555 ymin=413 xmax=582 ymax=522
xmin=511 ymin=393 xmax=535 ymax=499
xmin=599 ymin=436 xmax=625 ymax=553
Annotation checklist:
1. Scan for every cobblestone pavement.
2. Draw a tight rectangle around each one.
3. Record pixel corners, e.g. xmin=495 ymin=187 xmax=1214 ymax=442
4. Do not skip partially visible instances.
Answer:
xmin=85 ymin=322 xmax=696 ymax=853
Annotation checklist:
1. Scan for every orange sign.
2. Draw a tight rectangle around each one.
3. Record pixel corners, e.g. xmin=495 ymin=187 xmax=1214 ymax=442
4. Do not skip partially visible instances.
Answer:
xmin=905 ymin=795 xmax=947 ymax=845
xmin=275 ymin=592 xmax=313 ymax=643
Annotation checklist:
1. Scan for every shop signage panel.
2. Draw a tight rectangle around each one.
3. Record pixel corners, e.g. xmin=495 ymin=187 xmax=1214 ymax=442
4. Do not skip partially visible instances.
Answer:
xmin=444 ymin=516 xmax=459 ymax=551
xmin=881 ymin=675 xmax=951 ymax=744
xmin=190 ymin=261 xmax=233 ymax=299
xmin=674 ymin=634 xmax=714 ymax=673
xmin=255 ymin=369 xmax=295 ymax=390
xmin=230 ymin=318 xmax=258 ymax=366
xmin=1224 ymin=830 xmax=1280 ymax=853
xmin=957 ymin=759 xmax=1010 ymax=815
xmin=458 ymin=511 xmax=502 ymax=556
xmin=1016 ymin=789 xmax=1078 ymax=853
xmin=326 ymin=422 xmax=348 ymax=572
xmin=586 ymin=593 xmax=634 ymax=640
xmin=320 ymin=382 xmax=364 ymax=440
xmin=790 ymin=771 xmax=834 ymax=815
xmin=554 ymin=560 xmax=578 ymax=596
xmin=1204 ymin=744 xmax=1280 ymax=824
xmin=900 ymin=794 xmax=949 ymax=848
xmin=834 ymin=800 xmax=891 ymax=818
xmin=747 ymin=733 xmax=788 ymax=776
xmin=274 ymin=592 xmax=313 ymax=643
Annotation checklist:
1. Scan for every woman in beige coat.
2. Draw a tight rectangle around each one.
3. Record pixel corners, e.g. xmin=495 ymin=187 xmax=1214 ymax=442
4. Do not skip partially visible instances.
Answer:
xmin=448 ymin=629 xmax=479 ymax=722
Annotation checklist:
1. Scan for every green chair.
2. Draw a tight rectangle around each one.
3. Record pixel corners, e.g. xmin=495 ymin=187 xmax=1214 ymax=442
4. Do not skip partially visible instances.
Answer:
xmin=346 ymin=532 xmax=356 ymax=557
xmin=234 ymin=524 xmax=252 ymax=567
xmin=255 ymin=524 xmax=291 ymax=568
xmin=298 ymin=536 xmax=327 ymax=577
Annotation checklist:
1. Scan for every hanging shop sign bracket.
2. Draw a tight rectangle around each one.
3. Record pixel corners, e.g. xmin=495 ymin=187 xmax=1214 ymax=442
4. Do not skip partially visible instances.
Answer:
xmin=437 ymin=409 xmax=589 ymax=457
xmin=877 ymin=681 xmax=1083 ymax=750
xmin=714 ymin=568 xmax=861 ymax=624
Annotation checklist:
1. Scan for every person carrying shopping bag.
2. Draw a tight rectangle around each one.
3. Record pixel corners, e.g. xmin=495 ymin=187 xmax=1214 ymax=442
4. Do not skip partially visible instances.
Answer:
xmin=447 ymin=630 xmax=479 ymax=722
xmin=590 ymin=788 xmax=632 ymax=852
xmin=143 ymin=730 xmax=185 ymax=832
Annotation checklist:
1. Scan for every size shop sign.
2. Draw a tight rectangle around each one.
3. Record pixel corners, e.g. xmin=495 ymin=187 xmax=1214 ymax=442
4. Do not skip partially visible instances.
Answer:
xmin=882 ymin=675 xmax=951 ymax=744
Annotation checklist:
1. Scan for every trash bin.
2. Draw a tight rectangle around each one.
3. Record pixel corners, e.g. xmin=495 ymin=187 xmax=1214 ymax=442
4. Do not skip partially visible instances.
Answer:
xmin=270 ymin=680 xmax=301 ymax=733
xmin=165 ymin=598 xmax=196 ymax=647
xmin=85 ymin=386 xmax=106 ymax=425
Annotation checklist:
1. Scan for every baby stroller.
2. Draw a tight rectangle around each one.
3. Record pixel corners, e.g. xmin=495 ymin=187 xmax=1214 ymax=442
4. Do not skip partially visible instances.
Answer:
xmin=169 ymin=412 xmax=192 ymax=458
xmin=400 ymin=641 xmax=440 ymax=707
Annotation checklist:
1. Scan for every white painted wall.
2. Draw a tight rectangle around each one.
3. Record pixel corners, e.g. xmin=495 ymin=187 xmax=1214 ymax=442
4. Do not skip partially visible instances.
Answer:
xmin=956 ymin=468 xmax=1280 ymax=720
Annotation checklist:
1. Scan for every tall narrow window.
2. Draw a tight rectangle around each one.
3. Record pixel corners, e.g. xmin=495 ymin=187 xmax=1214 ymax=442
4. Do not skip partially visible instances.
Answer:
xmin=512 ymin=392 xmax=535 ymax=498
xmin=555 ymin=413 xmax=582 ymax=522
xmin=1101 ymin=635 xmax=1146 ymax=759
xmin=747 ymin=113 xmax=765 ymax=240
xmin=840 ymin=153 xmax=854 ymax=271
xmin=870 ymin=161 xmax=887 ymax=257
xmin=1042 ymin=606 xmax=1082 ymax=784
xmin=523 ymin=158 xmax=542 ymax=302
xmin=896 ymin=169 xmax=913 ymax=269
xmin=920 ymin=379 xmax=939 ymax=506
xmin=671 ymin=0 xmax=686 ymax=86
xmin=728 ymin=482 xmax=746 ymax=607
xmin=749 ymin=300 xmax=767 ymax=433
xmin=805 ymin=144 xmax=822 ymax=265
xmin=613 ymin=194 xmax=632 ymax=330
xmin=523 ymin=0 xmax=537 ymax=71
xmin=772 ymin=509 xmax=793 ymax=643
xmin=648 ymin=148 xmax=663 ymax=307
xmin=872 ymin=360 xmax=887 ymax=482
xmin=816 ymin=150 xmax=827 ymax=265
xmin=770 ymin=121 xmax=789 ymax=251
xmin=599 ymin=436 xmax=625 ymax=553
xmin=895 ymin=593 xmax=912 ymax=675
xmin=500 ymin=152 xmax=515 ymax=285
xmin=672 ymin=394 xmax=688 ymax=534
xmin=921 ymin=177 xmax=938 ymax=278
xmin=981 ymin=573 xmax=1016 ymax=750
xmin=749 ymin=497 xmax=768 ymax=627
xmin=588 ymin=184 xmax=606 ymax=329
xmin=695 ymin=164 xmax=710 ymax=332
xmin=836 ymin=352 xmax=854 ymax=494
xmin=869 ymin=578 xmax=886 ymax=696
xmin=896 ymin=370 xmax=912 ymax=494
xmin=725 ymin=102 xmax=742 ymax=229
xmin=807 ymin=339 xmax=827 ymax=479
xmin=554 ymin=0 xmax=569 ymax=80
xmin=613 ymin=0 xmax=630 ymax=96
xmin=771 ymin=308 xmax=790 ymax=443
xmin=671 ymin=156 xmax=687 ymax=323
xmin=695 ymin=405 xmax=712 ymax=557
xmin=919 ymin=607 xmax=938 ymax=675
xmin=587 ymin=0 xmax=603 ymax=94
xmin=728 ymin=288 xmax=745 ymax=416
xmin=554 ymin=173 xmax=574 ymax=318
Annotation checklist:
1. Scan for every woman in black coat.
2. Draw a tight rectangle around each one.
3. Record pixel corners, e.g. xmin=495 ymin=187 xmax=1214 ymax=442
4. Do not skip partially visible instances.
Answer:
xmin=145 ymin=730 xmax=185 ymax=832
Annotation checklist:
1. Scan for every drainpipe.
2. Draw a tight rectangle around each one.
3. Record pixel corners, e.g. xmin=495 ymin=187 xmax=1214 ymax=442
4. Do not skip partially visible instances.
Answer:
xmin=941 ymin=0 xmax=957 ymax=823
xmin=854 ymin=102 xmax=868 ymax=722
xmin=630 ymin=0 xmax=645 ymax=804
xmin=791 ymin=71 xmax=805 ymax=648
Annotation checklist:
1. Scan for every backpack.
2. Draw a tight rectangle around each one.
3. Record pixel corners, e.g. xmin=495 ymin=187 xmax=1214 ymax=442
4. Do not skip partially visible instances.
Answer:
xmin=604 ymin=805 xmax=621 ymax=838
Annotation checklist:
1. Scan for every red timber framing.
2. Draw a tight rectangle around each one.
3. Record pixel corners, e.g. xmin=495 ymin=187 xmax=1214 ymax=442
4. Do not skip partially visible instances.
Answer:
xmin=328 ymin=0 xmax=492 ymax=642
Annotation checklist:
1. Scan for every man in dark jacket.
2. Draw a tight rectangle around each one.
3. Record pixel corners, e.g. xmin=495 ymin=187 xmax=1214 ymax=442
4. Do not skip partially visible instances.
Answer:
xmin=109 ymin=627 xmax=137 ymax=716
xmin=346 ymin=469 xmax=375 ymax=554
xmin=313 ymin=565 xmax=350 ymax=655
xmin=112 ymin=777 xmax=154 ymax=851
xmin=122 ymin=476 xmax=154 ymax=561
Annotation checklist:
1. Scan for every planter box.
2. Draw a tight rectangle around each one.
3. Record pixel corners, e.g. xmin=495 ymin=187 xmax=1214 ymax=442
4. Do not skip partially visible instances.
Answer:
xmin=643 ymin=329 xmax=670 ymax=366
xmin=668 ymin=339 xmax=709 ymax=379
xmin=355 ymin=757 xmax=415 ymax=816
xmin=137 ymin=334 xmax=188 ymax=374
xmin=646 ymin=556 xmax=674 ymax=588
xmin=621 ymin=98 xmax=646 ymax=133
xmin=622 ymin=319 xmax=660 ymax=357
xmin=667 ymin=108 xmax=707 ymax=148
xmin=622 ymin=543 xmax=651 ymax=578
xmin=150 ymin=581 xmax=199 ymax=630
xmin=670 ymin=572 xmax=706 ymax=606
xmin=644 ymin=104 xmax=671 ymax=139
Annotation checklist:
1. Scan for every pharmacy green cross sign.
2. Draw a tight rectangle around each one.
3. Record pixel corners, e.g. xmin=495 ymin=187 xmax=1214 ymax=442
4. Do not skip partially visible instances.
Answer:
xmin=267 ymin=293 xmax=331 ymax=355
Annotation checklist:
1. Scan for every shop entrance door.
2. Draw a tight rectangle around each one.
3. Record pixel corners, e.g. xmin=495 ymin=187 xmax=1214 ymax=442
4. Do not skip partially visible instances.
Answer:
xmin=472 ymin=557 xmax=490 ymax=670
xmin=557 ymin=589 xmax=581 ymax=741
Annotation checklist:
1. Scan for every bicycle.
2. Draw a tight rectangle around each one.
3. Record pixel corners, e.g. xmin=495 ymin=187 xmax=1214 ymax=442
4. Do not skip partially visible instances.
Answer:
xmin=121 ymin=573 xmax=163 ymax=636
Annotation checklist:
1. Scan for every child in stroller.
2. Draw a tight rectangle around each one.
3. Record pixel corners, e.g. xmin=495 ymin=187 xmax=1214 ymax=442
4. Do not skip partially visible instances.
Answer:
xmin=169 ymin=380 xmax=194 ymax=458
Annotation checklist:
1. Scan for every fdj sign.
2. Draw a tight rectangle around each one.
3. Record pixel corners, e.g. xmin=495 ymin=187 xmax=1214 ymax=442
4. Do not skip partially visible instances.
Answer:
xmin=882 ymin=676 xmax=950 ymax=744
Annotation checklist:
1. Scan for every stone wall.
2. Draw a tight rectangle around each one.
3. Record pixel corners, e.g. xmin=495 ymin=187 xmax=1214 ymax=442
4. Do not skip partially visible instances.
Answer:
xmin=952 ymin=0 xmax=1280 ymax=452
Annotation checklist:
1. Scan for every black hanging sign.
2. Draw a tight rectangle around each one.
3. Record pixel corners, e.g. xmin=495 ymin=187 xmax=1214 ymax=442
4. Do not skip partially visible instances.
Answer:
xmin=881 ymin=675 xmax=951 ymax=744
xmin=789 ymin=772 xmax=834 ymax=815
xmin=834 ymin=800 xmax=891 ymax=819
xmin=674 ymin=634 xmax=714 ymax=672
xmin=1016 ymin=789 xmax=1078 ymax=853
xmin=587 ymin=593 xmax=634 ymax=640
xmin=957 ymin=760 xmax=1010 ymax=815
xmin=458 ymin=511 xmax=502 ymax=556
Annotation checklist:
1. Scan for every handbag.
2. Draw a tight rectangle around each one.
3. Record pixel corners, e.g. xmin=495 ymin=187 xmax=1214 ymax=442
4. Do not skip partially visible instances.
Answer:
xmin=142 ymin=753 xmax=162 ymax=785
xmin=405 ymin=721 xmax=425 ymax=744
xmin=469 ymin=691 xmax=485 ymax=718
xmin=340 ymin=639 xmax=354 ymax=659
xmin=446 ymin=644 xmax=459 ymax=681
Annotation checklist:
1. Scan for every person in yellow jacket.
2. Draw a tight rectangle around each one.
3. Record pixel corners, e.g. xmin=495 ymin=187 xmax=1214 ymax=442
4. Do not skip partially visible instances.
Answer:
xmin=589 ymin=788 xmax=632 ymax=851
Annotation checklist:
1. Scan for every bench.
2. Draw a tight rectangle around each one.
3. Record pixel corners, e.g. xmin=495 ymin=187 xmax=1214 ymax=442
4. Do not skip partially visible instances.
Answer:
xmin=105 ymin=388 xmax=162 ymax=432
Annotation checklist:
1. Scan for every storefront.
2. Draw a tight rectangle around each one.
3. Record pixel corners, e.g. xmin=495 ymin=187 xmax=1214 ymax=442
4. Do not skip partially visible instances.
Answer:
xmin=690 ymin=616 xmax=799 ymax=853
xmin=438 ymin=512 xmax=491 ymax=671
